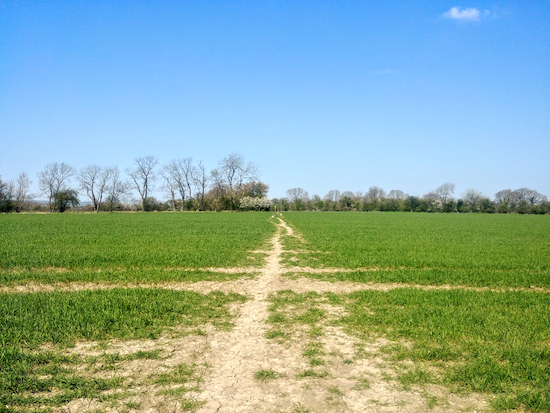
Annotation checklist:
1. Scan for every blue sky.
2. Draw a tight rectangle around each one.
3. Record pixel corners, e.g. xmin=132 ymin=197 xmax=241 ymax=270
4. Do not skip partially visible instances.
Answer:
xmin=1 ymin=1 xmax=549 ymax=200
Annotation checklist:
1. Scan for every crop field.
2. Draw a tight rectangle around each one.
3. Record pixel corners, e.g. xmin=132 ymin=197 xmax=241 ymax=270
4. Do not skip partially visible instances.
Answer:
xmin=1 ymin=212 xmax=549 ymax=413
xmin=281 ymin=212 xmax=550 ymax=288
xmin=0 ymin=213 xmax=275 ymax=269
xmin=0 ymin=213 xmax=275 ymax=285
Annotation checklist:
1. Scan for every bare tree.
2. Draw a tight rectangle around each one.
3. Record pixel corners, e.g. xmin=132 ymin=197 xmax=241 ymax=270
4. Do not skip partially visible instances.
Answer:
xmin=209 ymin=167 xmax=225 ymax=194
xmin=105 ymin=167 xmax=130 ymax=212
xmin=78 ymin=165 xmax=113 ymax=212
xmin=160 ymin=168 xmax=179 ymax=211
xmin=512 ymin=187 xmax=547 ymax=205
xmin=13 ymin=172 xmax=33 ymax=212
xmin=162 ymin=158 xmax=196 ymax=210
xmin=180 ymin=158 xmax=195 ymax=204
xmin=193 ymin=161 xmax=209 ymax=211
xmin=423 ymin=191 xmax=438 ymax=201
xmin=0 ymin=177 xmax=14 ymax=212
xmin=217 ymin=153 xmax=259 ymax=210
xmin=494 ymin=189 xmax=513 ymax=204
xmin=38 ymin=162 xmax=76 ymax=212
xmin=435 ymin=183 xmax=455 ymax=204
xmin=365 ymin=186 xmax=386 ymax=201
xmin=463 ymin=188 xmax=484 ymax=211
xmin=162 ymin=160 xmax=184 ymax=210
xmin=286 ymin=187 xmax=309 ymax=203
xmin=325 ymin=190 xmax=341 ymax=202
xmin=387 ymin=189 xmax=407 ymax=200
xmin=126 ymin=156 xmax=158 ymax=211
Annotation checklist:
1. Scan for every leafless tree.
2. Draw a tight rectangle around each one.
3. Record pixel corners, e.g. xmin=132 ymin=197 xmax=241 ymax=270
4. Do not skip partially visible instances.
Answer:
xmin=512 ymin=187 xmax=547 ymax=205
xmin=162 ymin=160 xmax=185 ymax=210
xmin=209 ymin=167 xmax=226 ymax=198
xmin=160 ymin=168 xmax=179 ymax=211
xmin=463 ymin=188 xmax=484 ymax=210
xmin=423 ymin=191 xmax=437 ymax=200
xmin=387 ymin=189 xmax=407 ymax=200
xmin=13 ymin=172 xmax=33 ymax=212
xmin=0 ymin=174 xmax=12 ymax=212
xmin=435 ymin=183 xmax=455 ymax=204
xmin=78 ymin=165 xmax=113 ymax=212
xmin=286 ymin=187 xmax=309 ymax=203
xmin=180 ymin=158 xmax=195 ymax=202
xmin=526 ymin=190 xmax=547 ymax=205
xmin=105 ymin=167 xmax=130 ymax=212
xmin=2 ymin=179 xmax=14 ymax=202
xmin=193 ymin=161 xmax=209 ymax=211
xmin=365 ymin=186 xmax=386 ymax=201
xmin=162 ymin=158 xmax=196 ymax=210
xmin=126 ymin=156 xmax=158 ymax=211
xmin=325 ymin=190 xmax=341 ymax=202
xmin=216 ymin=153 xmax=259 ymax=210
xmin=38 ymin=162 xmax=76 ymax=212
xmin=494 ymin=189 xmax=513 ymax=204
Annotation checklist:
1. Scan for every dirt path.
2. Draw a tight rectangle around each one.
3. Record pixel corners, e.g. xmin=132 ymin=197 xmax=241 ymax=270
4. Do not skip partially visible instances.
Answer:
xmin=193 ymin=216 xmax=487 ymax=413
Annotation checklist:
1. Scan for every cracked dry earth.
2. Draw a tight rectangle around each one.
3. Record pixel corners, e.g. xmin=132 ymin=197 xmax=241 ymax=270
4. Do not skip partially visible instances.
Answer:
xmin=35 ymin=215 xmax=488 ymax=413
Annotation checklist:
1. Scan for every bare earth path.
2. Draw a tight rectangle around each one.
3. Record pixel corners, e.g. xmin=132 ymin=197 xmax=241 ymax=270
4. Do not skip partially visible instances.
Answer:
xmin=193 ymin=217 xmax=487 ymax=413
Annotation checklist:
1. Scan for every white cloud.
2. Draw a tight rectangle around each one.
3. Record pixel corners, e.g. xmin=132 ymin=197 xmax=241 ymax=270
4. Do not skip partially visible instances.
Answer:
xmin=443 ymin=7 xmax=485 ymax=21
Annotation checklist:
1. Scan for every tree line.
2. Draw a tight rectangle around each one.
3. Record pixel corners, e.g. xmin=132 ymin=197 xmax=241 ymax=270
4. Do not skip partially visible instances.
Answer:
xmin=273 ymin=183 xmax=550 ymax=215
xmin=0 ymin=153 xmax=269 ymax=213
xmin=1 ymin=162 xmax=548 ymax=214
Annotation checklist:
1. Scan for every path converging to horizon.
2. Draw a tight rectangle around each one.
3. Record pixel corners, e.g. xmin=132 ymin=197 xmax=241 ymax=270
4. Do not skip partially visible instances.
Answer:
xmin=192 ymin=215 xmax=487 ymax=413
xmin=7 ymin=215 xmax=491 ymax=413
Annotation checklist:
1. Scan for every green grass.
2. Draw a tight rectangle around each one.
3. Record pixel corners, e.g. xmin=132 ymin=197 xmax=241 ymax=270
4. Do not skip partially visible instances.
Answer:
xmin=1 ymin=288 xmax=246 ymax=348
xmin=0 ymin=212 xmax=275 ymax=270
xmin=0 ymin=267 xmax=255 ymax=287
xmin=286 ymin=267 xmax=550 ymax=288
xmin=337 ymin=288 xmax=550 ymax=412
xmin=0 ymin=288 xmax=246 ymax=410
xmin=266 ymin=290 xmax=328 ymax=340
xmin=281 ymin=212 xmax=550 ymax=287
xmin=153 ymin=363 xmax=202 ymax=386
xmin=254 ymin=369 xmax=284 ymax=381
xmin=0 ymin=348 xmax=126 ymax=409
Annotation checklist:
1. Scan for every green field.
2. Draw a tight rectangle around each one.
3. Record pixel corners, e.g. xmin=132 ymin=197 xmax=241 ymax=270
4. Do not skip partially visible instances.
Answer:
xmin=266 ymin=288 xmax=550 ymax=412
xmin=276 ymin=212 xmax=550 ymax=411
xmin=0 ymin=212 xmax=275 ymax=270
xmin=0 ymin=212 xmax=276 ymax=286
xmin=282 ymin=212 xmax=550 ymax=287
xmin=0 ymin=288 xmax=245 ymax=409
xmin=1 ymin=211 xmax=550 ymax=412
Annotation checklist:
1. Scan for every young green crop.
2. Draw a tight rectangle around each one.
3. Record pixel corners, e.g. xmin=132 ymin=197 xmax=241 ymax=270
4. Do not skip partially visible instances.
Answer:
xmin=1 ymin=288 xmax=246 ymax=348
xmin=0 ymin=268 xmax=255 ymax=287
xmin=0 ymin=212 xmax=275 ymax=269
xmin=0 ymin=288 xmax=246 ymax=410
xmin=281 ymin=212 xmax=550 ymax=288
xmin=338 ymin=288 xmax=550 ymax=412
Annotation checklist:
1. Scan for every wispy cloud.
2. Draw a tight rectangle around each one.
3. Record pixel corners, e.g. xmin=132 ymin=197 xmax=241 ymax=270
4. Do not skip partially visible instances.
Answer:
xmin=443 ymin=7 xmax=488 ymax=21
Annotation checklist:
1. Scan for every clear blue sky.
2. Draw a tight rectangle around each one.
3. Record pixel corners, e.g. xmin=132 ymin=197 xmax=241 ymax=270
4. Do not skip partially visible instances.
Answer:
xmin=1 ymin=1 xmax=549 ymax=200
